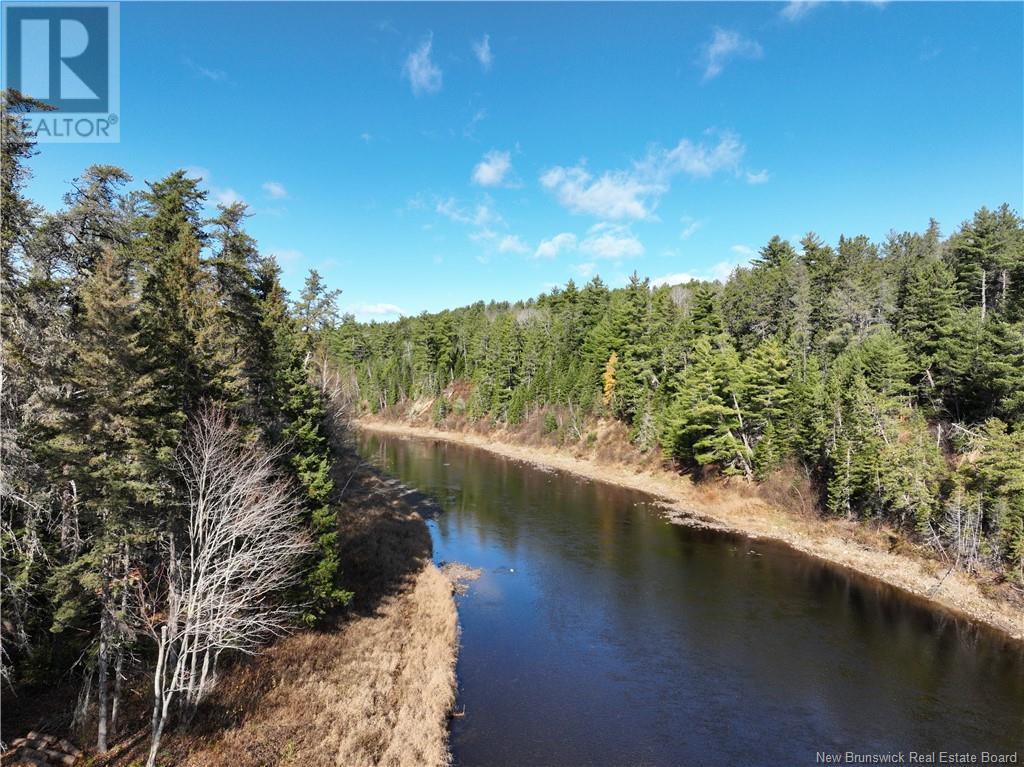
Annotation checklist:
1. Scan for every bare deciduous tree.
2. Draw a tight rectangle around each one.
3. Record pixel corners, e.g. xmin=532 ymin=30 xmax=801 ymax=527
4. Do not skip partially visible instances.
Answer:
xmin=310 ymin=347 xmax=355 ymax=436
xmin=137 ymin=405 xmax=311 ymax=767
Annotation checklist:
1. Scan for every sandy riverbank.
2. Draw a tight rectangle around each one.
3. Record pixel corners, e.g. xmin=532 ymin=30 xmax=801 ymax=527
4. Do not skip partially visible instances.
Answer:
xmin=357 ymin=416 xmax=1024 ymax=644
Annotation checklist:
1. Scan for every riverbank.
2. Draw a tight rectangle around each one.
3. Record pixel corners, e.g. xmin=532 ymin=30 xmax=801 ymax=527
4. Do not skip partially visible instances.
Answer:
xmin=357 ymin=416 xmax=1024 ymax=644
xmin=59 ymin=452 xmax=459 ymax=767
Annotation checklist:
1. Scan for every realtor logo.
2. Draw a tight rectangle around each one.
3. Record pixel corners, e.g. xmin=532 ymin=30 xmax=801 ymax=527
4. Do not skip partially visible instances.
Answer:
xmin=2 ymin=2 xmax=120 ymax=142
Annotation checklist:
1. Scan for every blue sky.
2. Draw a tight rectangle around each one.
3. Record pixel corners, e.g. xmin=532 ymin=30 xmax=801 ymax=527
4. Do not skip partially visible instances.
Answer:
xmin=21 ymin=1 xmax=1024 ymax=320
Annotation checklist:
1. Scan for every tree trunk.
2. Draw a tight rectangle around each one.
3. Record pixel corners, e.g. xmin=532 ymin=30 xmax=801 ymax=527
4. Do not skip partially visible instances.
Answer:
xmin=146 ymin=699 xmax=170 ymax=767
xmin=148 ymin=626 xmax=167 ymax=767
xmin=980 ymin=268 xmax=987 ymax=321
xmin=110 ymin=548 xmax=129 ymax=735
xmin=96 ymin=561 xmax=111 ymax=753
xmin=110 ymin=641 xmax=125 ymax=736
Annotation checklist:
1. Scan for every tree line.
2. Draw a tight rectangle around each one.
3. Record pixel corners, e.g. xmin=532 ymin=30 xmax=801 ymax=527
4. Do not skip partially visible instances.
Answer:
xmin=1 ymin=92 xmax=347 ymax=764
xmin=331 ymin=205 xmax=1024 ymax=581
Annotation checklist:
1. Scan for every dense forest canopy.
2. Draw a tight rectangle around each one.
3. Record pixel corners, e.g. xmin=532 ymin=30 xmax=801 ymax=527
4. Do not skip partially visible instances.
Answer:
xmin=1 ymin=92 xmax=348 ymax=764
xmin=330 ymin=203 xmax=1024 ymax=579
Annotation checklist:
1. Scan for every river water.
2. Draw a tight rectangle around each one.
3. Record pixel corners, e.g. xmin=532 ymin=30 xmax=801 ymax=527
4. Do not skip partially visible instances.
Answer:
xmin=355 ymin=431 xmax=1024 ymax=766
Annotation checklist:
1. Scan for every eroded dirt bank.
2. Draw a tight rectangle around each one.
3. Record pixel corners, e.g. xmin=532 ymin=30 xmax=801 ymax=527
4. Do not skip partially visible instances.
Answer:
xmin=357 ymin=416 xmax=1024 ymax=644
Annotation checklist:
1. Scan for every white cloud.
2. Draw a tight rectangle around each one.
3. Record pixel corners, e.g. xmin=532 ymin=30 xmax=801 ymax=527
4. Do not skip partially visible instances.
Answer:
xmin=404 ymin=35 xmax=443 ymax=96
xmin=640 ymin=132 xmax=746 ymax=181
xmin=215 ymin=187 xmax=244 ymax=207
xmin=472 ymin=150 xmax=512 ymax=187
xmin=472 ymin=34 xmax=493 ymax=71
xmin=710 ymin=261 xmax=739 ymax=280
xmin=572 ymin=262 xmax=597 ymax=279
xmin=349 ymin=302 xmax=406 ymax=318
xmin=262 ymin=181 xmax=288 ymax=199
xmin=269 ymin=249 xmax=303 ymax=273
xmin=700 ymin=28 xmax=763 ymax=81
xmin=540 ymin=164 xmax=656 ymax=220
xmin=781 ymin=0 xmax=886 ymax=22
xmin=730 ymin=244 xmax=756 ymax=257
xmin=680 ymin=216 xmax=704 ymax=240
xmin=183 ymin=167 xmax=246 ymax=209
xmin=186 ymin=58 xmax=227 ymax=82
xmin=745 ymin=169 xmax=770 ymax=185
xmin=651 ymin=272 xmax=699 ymax=287
xmin=435 ymin=197 xmax=465 ymax=223
xmin=469 ymin=228 xmax=498 ymax=243
xmin=781 ymin=1 xmax=823 ymax=21
xmin=534 ymin=232 xmax=577 ymax=259
xmin=360 ymin=131 xmax=373 ymax=143
xmin=580 ymin=223 xmax=644 ymax=260
xmin=463 ymin=108 xmax=487 ymax=138
xmin=542 ymin=132 xmax=756 ymax=220
xmin=498 ymin=234 xmax=529 ymax=254
xmin=185 ymin=166 xmax=211 ymax=183
xmin=435 ymin=196 xmax=501 ymax=227
xmin=651 ymin=260 xmax=739 ymax=287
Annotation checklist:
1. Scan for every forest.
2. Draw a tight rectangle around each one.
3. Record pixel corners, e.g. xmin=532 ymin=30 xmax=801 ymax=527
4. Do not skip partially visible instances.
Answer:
xmin=1 ymin=92 xmax=349 ymax=765
xmin=330 ymin=204 xmax=1024 ymax=582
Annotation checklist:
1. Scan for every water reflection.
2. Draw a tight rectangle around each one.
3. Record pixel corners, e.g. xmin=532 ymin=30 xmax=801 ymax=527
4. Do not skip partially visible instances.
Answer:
xmin=356 ymin=432 xmax=1024 ymax=767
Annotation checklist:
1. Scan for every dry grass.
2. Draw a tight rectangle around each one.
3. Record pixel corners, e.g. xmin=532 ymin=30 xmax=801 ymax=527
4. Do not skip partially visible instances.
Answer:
xmin=91 ymin=455 xmax=458 ymax=767
xmin=163 ymin=572 xmax=457 ymax=767
xmin=752 ymin=462 xmax=820 ymax=519
xmin=357 ymin=414 xmax=1024 ymax=644
xmin=440 ymin=562 xmax=482 ymax=595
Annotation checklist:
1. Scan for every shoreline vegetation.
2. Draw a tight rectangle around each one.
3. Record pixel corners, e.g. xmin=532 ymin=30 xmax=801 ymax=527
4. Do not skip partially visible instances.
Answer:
xmin=4 ymin=451 xmax=460 ymax=767
xmin=152 ymin=453 xmax=460 ymax=767
xmin=356 ymin=416 xmax=1024 ymax=644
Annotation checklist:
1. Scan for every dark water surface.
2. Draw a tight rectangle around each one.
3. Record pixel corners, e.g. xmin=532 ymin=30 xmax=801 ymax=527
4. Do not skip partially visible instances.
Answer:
xmin=356 ymin=431 xmax=1024 ymax=767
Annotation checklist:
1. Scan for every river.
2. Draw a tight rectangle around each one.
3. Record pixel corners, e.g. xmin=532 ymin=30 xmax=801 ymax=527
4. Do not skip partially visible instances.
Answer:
xmin=355 ymin=430 xmax=1024 ymax=766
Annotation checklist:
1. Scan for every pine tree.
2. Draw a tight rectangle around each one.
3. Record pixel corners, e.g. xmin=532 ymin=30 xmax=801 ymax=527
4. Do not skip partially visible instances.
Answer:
xmin=661 ymin=336 xmax=752 ymax=478
xmin=255 ymin=260 xmax=350 ymax=622
xmin=135 ymin=171 xmax=209 ymax=475
xmin=206 ymin=203 xmax=265 ymax=415
xmin=44 ymin=247 xmax=157 ymax=749
xmin=947 ymin=205 xmax=1023 ymax=319
xmin=742 ymin=337 xmax=793 ymax=474
xmin=963 ymin=419 xmax=1024 ymax=577
xmin=610 ymin=273 xmax=654 ymax=424
xmin=895 ymin=258 xmax=958 ymax=407
xmin=689 ymin=282 xmax=724 ymax=338
xmin=1 ymin=90 xmax=50 ymax=278
xmin=801 ymin=233 xmax=843 ymax=355
xmin=294 ymin=269 xmax=342 ymax=338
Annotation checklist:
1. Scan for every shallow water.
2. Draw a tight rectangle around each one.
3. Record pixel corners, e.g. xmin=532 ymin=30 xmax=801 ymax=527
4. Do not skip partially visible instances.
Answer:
xmin=356 ymin=431 xmax=1024 ymax=766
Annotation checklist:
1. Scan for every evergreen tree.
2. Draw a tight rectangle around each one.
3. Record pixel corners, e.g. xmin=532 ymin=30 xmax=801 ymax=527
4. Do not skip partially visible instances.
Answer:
xmin=661 ymin=336 xmax=752 ymax=478
xmin=256 ymin=260 xmax=350 ymax=622
xmin=294 ymin=268 xmax=342 ymax=338
xmin=895 ymin=257 xmax=959 ymax=407
xmin=135 ymin=171 xmax=209 ymax=475
xmin=741 ymin=337 xmax=793 ymax=475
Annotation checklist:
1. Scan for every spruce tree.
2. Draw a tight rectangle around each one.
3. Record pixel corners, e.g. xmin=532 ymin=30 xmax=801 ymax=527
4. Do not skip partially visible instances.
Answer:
xmin=256 ymin=260 xmax=350 ymax=622
xmin=135 ymin=171 xmax=209 ymax=476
